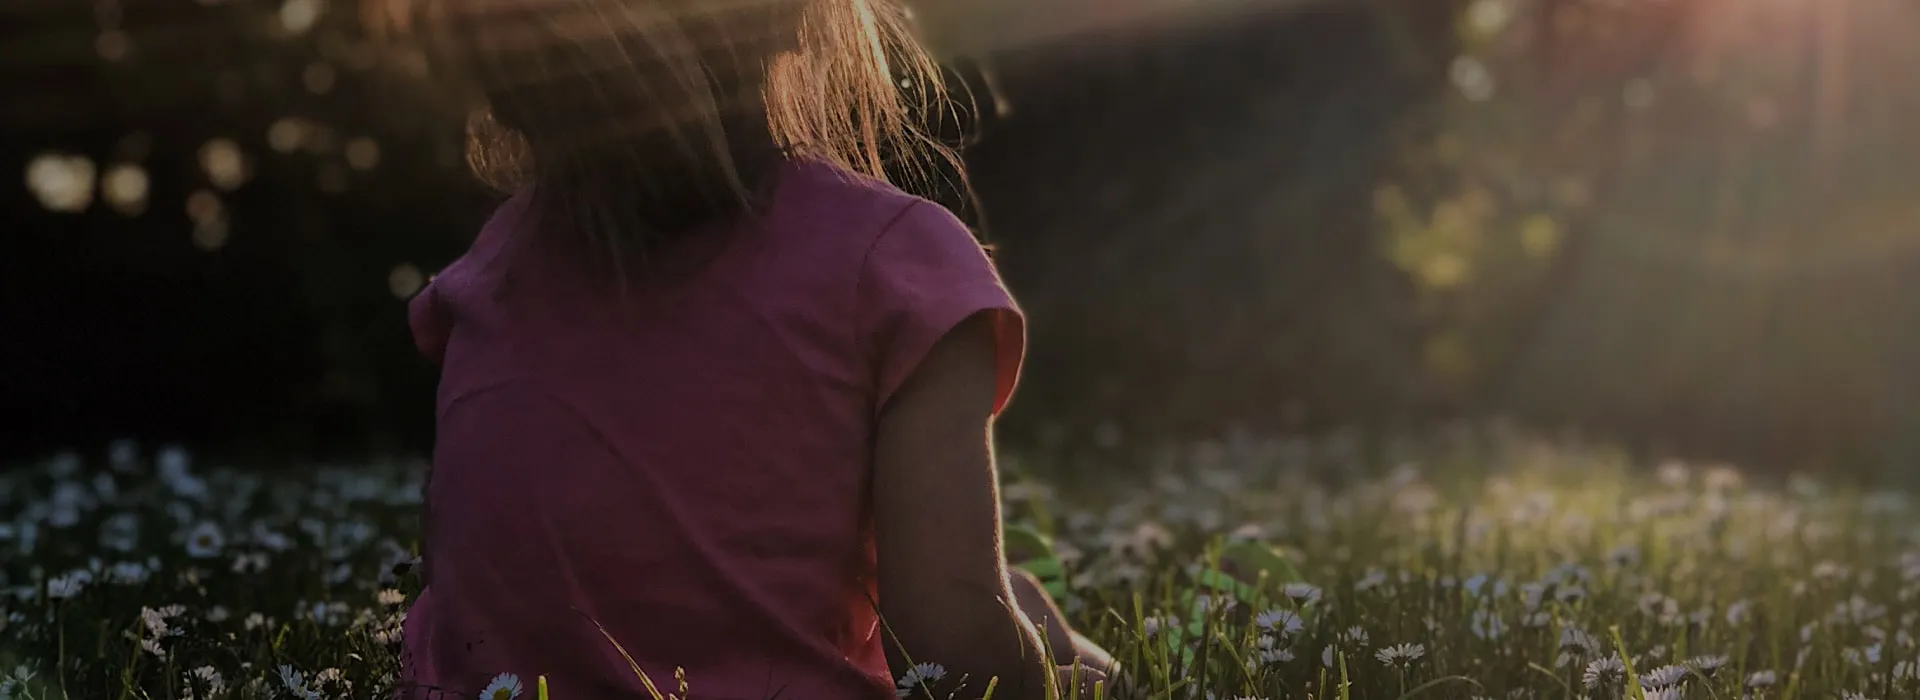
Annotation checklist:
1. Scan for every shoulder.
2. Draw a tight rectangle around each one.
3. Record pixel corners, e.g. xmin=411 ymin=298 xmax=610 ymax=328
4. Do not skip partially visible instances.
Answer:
xmin=774 ymin=159 xmax=960 ymax=245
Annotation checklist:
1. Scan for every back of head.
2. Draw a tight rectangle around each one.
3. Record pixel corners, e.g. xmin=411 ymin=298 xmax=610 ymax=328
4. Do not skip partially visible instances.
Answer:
xmin=399 ymin=0 xmax=959 ymax=279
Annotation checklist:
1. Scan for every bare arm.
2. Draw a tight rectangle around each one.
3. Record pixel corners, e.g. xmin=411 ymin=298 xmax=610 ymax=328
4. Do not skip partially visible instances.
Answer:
xmin=874 ymin=312 xmax=1052 ymax=700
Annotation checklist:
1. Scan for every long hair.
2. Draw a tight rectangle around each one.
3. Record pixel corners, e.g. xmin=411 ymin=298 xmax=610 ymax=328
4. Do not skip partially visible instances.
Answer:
xmin=396 ymin=0 xmax=963 ymax=280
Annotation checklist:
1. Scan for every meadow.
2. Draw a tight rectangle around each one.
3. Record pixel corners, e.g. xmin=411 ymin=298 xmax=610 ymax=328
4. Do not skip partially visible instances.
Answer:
xmin=2 ymin=428 xmax=1917 ymax=700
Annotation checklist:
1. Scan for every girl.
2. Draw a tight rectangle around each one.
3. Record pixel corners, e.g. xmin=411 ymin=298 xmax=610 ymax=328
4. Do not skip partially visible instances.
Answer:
xmin=396 ymin=0 xmax=1111 ymax=697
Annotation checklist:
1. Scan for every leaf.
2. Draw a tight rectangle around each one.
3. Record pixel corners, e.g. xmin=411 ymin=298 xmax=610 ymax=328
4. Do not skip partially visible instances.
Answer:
xmin=1003 ymin=523 xmax=1054 ymax=565
xmin=1220 ymin=540 xmax=1306 ymax=588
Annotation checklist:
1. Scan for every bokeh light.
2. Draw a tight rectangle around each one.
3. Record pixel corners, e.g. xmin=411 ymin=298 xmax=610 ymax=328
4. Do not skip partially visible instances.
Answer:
xmin=26 ymin=152 xmax=98 ymax=214
xmin=267 ymin=118 xmax=312 ymax=153
xmin=279 ymin=0 xmax=323 ymax=35
xmin=387 ymin=264 xmax=424 ymax=299
xmin=101 ymin=164 xmax=150 ymax=216
xmin=303 ymin=62 xmax=336 ymax=94
xmin=96 ymin=30 xmax=131 ymax=61
xmin=198 ymin=139 xmax=250 ymax=191
xmin=344 ymin=138 xmax=381 ymax=171
xmin=1449 ymin=56 xmax=1495 ymax=102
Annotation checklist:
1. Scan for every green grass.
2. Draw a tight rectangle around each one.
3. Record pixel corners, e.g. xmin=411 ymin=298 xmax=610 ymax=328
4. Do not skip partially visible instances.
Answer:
xmin=2 ymin=431 xmax=1917 ymax=699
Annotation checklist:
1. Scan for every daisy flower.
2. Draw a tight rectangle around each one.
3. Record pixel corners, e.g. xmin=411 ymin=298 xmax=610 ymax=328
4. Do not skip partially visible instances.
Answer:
xmin=1374 ymin=643 xmax=1424 ymax=668
xmin=378 ymin=588 xmax=407 ymax=607
xmin=1281 ymin=583 xmax=1322 ymax=605
xmin=1745 ymin=669 xmax=1777 ymax=688
xmin=1685 ymin=654 xmax=1729 ymax=677
xmin=184 ymin=522 xmax=226 ymax=559
xmin=45 ymin=572 xmax=86 ymax=600
xmin=1640 ymin=685 xmax=1683 ymax=700
xmin=1639 ymin=664 xmax=1689 ymax=688
xmin=479 ymin=672 xmax=523 ymax=700
xmin=1581 ymin=656 xmax=1624 ymax=690
xmin=1255 ymin=609 xmax=1303 ymax=636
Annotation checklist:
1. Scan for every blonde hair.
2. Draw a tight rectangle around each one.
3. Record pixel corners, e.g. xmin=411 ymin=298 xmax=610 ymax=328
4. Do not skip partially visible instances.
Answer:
xmin=394 ymin=0 xmax=962 ymax=278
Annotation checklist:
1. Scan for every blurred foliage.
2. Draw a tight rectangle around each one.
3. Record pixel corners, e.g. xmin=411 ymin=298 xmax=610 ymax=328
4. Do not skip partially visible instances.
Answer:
xmin=1370 ymin=0 xmax=1920 ymax=470
xmin=7 ymin=0 xmax=1920 ymax=472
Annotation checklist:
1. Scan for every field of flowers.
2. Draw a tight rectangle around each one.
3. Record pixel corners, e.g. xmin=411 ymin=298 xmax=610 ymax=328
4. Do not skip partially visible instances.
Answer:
xmin=4 ymin=429 xmax=1919 ymax=699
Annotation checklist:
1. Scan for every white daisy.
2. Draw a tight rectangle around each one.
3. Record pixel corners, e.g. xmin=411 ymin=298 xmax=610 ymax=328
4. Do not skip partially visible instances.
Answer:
xmin=184 ymin=522 xmax=226 ymax=559
xmin=1340 ymin=626 xmax=1369 ymax=646
xmin=1581 ymin=656 xmax=1624 ymax=690
xmin=107 ymin=561 xmax=150 ymax=585
xmin=479 ymin=672 xmax=523 ymax=700
xmin=188 ymin=666 xmax=224 ymax=695
xmin=45 ymin=572 xmax=86 ymax=600
xmin=1141 ymin=615 xmax=1176 ymax=638
xmin=1254 ymin=609 xmax=1303 ymax=636
xmin=1686 ymin=654 xmax=1729 ymax=676
xmin=1281 ymin=583 xmax=1322 ymax=605
xmin=378 ymin=588 xmax=407 ymax=607
xmin=1469 ymin=608 xmax=1506 ymax=640
xmin=230 ymin=552 xmax=269 ymax=574
xmin=1745 ymin=669 xmax=1777 ymax=688
xmin=1559 ymin=627 xmax=1600 ymax=654
xmin=896 ymin=662 xmax=946 ymax=690
xmin=1374 ymin=643 xmax=1424 ymax=667
xmin=1640 ymin=685 xmax=1683 ymax=700
xmin=1640 ymin=664 xmax=1689 ymax=688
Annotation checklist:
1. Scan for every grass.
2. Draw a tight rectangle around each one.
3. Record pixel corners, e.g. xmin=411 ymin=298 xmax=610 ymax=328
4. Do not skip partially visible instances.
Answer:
xmin=2 ymin=429 xmax=1917 ymax=699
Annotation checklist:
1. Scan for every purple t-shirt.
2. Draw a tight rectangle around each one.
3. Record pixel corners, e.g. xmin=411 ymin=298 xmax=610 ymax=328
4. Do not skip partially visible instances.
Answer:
xmin=400 ymin=160 xmax=1024 ymax=700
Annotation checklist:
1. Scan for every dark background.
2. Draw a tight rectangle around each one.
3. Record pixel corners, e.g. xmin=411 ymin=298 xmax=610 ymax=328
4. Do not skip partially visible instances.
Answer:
xmin=6 ymin=0 xmax=1919 ymax=476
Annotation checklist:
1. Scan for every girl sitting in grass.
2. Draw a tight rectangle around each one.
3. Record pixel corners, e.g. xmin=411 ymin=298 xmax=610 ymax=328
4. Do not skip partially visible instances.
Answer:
xmin=396 ymin=0 xmax=1110 ymax=697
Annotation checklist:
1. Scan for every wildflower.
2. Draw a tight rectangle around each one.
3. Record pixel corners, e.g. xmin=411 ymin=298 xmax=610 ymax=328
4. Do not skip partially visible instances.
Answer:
xmin=1744 ymin=670 xmax=1777 ymax=688
xmin=98 ymin=513 xmax=140 ymax=553
xmin=1254 ymin=609 xmax=1303 ymax=636
xmin=1374 ymin=643 xmax=1424 ymax=668
xmin=230 ymin=552 xmax=269 ymax=574
xmin=378 ymin=588 xmax=407 ymax=607
xmin=0 ymin=666 xmax=36 ymax=698
xmin=1840 ymin=693 xmax=1875 ymax=700
xmin=1640 ymin=664 xmax=1688 ymax=688
xmin=249 ymin=523 xmax=292 ymax=552
xmin=187 ymin=666 xmax=225 ymax=697
xmin=1461 ymin=573 xmax=1490 ymax=596
xmin=245 ymin=612 xmax=269 ymax=631
xmin=184 ymin=522 xmax=226 ymax=559
xmin=1559 ymin=627 xmax=1600 ymax=655
xmin=107 ymin=561 xmax=150 ymax=585
xmin=1141 ymin=615 xmax=1175 ymax=639
xmin=1340 ymin=626 xmax=1369 ymax=645
xmin=1640 ymin=686 xmax=1683 ymax=700
xmin=1469 ymin=608 xmax=1506 ymax=640
xmin=278 ymin=665 xmax=318 ymax=700
xmin=1322 ymin=644 xmax=1336 ymax=668
xmin=1354 ymin=568 xmax=1387 ymax=591
xmin=1686 ymin=654 xmax=1729 ymax=677
xmin=140 ymin=637 xmax=167 ymax=659
xmin=1255 ymin=648 xmax=1292 ymax=665
xmin=1581 ymin=656 xmax=1624 ymax=690
xmin=205 ymin=605 xmax=231 ymax=623
xmin=895 ymin=662 xmax=946 ymax=692
xmin=45 ymin=572 xmax=86 ymax=600
xmin=1281 ymin=583 xmax=1321 ymax=605
xmin=1606 ymin=544 xmax=1641 ymax=568
xmin=1555 ymin=585 xmax=1587 ymax=604
xmin=139 ymin=605 xmax=183 ymax=638
xmin=1726 ymin=599 xmax=1753 ymax=626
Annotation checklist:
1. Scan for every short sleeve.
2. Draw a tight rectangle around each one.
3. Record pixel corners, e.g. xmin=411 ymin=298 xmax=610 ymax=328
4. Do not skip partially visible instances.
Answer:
xmin=861 ymin=202 xmax=1026 ymax=416
xmin=407 ymin=282 xmax=450 ymax=364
